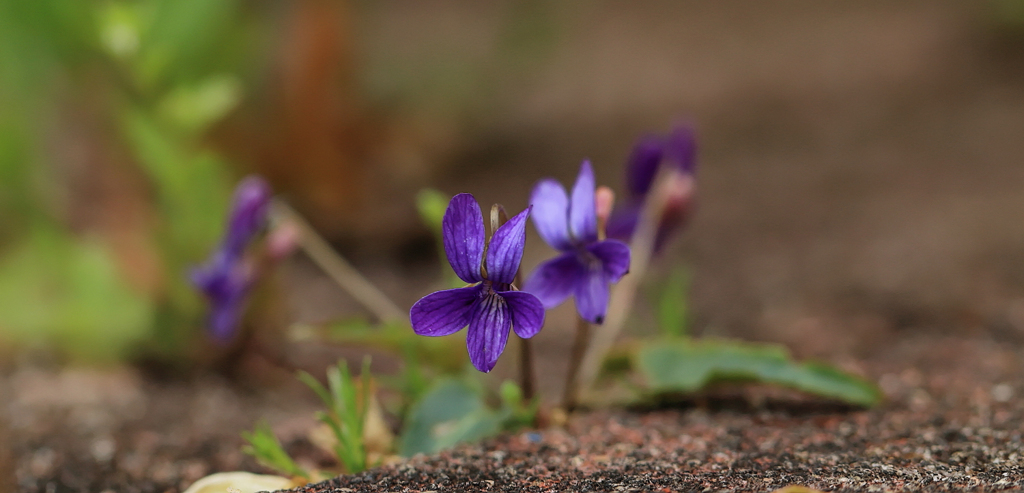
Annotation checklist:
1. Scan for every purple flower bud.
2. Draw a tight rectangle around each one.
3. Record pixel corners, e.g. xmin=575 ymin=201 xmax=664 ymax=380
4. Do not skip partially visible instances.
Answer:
xmin=607 ymin=125 xmax=698 ymax=250
xmin=191 ymin=175 xmax=272 ymax=343
xmin=223 ymin=176 xmax=272 ymax=258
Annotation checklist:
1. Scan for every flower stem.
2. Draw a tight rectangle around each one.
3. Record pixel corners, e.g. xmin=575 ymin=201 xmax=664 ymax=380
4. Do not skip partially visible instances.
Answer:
xmin=519 ymin=336 xmax=536 ymax=401
xmin=573 ymin=168 xmax=678 ymax=401
xmin=270 ymin=200 xmax=405 ymax=324
xmin=561 ymin=314 xmax=590 ymax=411
xmin=510 ymin=251 xmax=536 ymax=402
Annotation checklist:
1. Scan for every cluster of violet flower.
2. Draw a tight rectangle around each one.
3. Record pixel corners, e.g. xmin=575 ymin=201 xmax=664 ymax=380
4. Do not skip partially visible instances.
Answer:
xmin=193 ymin=125 xmax=697 ymax=372
xmin=410 ymin=125 xmax=698 ymax=373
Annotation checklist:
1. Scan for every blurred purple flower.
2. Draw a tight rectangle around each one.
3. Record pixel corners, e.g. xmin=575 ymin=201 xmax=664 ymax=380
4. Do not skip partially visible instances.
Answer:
xmin=523 ymin=161 xmax=631 ymax=324
xmin=191 ymin=176 xmax=272 ymax=342
xmin=221 ymin=176 xmax=273 ymax=258
xmin=606 ymin=125 xmax=698 ymax=250
xmin=410 ymin=193 xmax=545 ymax=373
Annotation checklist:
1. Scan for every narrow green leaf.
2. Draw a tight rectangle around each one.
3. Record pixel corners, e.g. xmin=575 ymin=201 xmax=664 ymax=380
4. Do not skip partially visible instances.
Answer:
xmin=302 ymin=360 xmax=372 ymax=474
xmin=297 ymin=371 xmax=332 ymax=409
xmin=241 ymin=421 xmax=308 ymax=479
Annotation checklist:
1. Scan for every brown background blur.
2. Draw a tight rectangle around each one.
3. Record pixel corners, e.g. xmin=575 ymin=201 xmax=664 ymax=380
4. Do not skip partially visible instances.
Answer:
xmin=270 ymin=2 xmax=1024 ymax=387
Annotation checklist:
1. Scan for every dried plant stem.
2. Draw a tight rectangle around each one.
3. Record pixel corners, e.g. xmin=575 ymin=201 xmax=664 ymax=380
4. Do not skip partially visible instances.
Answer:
xmin=561 ymin=314 xmax=591 ymax=411
xmin=574 ymin=170 xmax=675 ymax=401
xmin=271 ymin=200 xmax=404 ymax=323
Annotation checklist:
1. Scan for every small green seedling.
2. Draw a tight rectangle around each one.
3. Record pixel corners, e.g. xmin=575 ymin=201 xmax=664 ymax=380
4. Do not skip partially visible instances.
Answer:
xmin=241 ymin=421 xmax=309 ymax=480
xmin=298 ymin=358 xmax=373 ymax=474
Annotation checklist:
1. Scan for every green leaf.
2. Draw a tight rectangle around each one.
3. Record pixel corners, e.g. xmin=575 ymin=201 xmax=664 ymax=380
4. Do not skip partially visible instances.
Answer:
xmin=398 ymin=378 xmax=503 ymax=457
xmin=656 ymin=265 xmax=690 ymax=337
xmin=497 ymin=380 xmax=538 ymax=431
xmin=498 ymin=380 xmax=523 ymax=407
xmin=635 ymin=338 xmax=882 ymax=407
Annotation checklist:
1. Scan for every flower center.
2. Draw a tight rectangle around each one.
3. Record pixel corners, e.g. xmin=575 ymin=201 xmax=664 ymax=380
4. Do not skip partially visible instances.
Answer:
xmin=481 ymin=279 xmax=512 ymax=294
xmin=575 ymin=244 xmax=602 ymax=272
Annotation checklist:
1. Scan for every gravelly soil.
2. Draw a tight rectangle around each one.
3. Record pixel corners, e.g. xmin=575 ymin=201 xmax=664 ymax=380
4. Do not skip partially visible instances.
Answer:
xmin=5 ymin=333 xmax=1022 ymax=492
xmin=288 ymin=334 xmax=1024 ymax=493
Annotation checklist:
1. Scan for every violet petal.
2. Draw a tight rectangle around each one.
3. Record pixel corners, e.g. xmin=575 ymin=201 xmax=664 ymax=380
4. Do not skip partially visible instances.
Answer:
xmin=224 ymin=176 xmax=272 ymax=257
xmin=665 ymin=125 xmax=698 ymax=174
xmin=604 ymin=202 xmax=641 ymax=242
xmin=588 ymin=239 xmax=631 ymax=283
xmin=523 ymin=252 xmax=583 ymax=309
xmin=574 ymin=267 xmax=610 ymax=324
xmin=466 ymin=292 xmax=511 ymax=373
xmin=529 ymin=179 xmax=572 ymax=251
xmin=442 ymin=193 xmax=485 ymax=283
xmin=191 ymin=251 xmax=233 ymax=299
xmin=198 ymin=261 xmax=252 ymax=343
xmin=503 ymin=290 xmax=545 ymax=339
xmin=485 ymin=206 xmax=530 ymax=284
xmin=208 ymin=287 xmax=247 ymax=341
xmin=568 ymin=160 xmax=598 ymax=243
xmin=410 ymin=285 xmax=481 ymax=336
xmin=625 ymin=136 xmax=664 ymax=199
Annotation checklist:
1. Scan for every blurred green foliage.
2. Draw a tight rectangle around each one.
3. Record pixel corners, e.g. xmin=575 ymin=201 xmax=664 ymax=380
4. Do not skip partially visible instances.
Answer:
xmin=0 ymin=226 xmax=150 ymax=360
xmin=991 ymin=0 xmax=1024 ymax=31
xmin=0 ymin=0 xmax=264 ymax=361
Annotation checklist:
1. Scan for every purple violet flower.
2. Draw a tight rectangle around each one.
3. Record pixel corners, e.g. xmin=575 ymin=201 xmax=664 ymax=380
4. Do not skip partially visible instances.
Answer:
xmin=191 ymin=176 xmax=272 ymax=342
xmin=606 ymin=125 xmax=697 ymax=250
xmin=410 ymin=193 xmax=545 ymax=373
xmin=523 ymin=161 xmax=631 ymax=324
